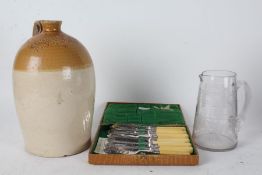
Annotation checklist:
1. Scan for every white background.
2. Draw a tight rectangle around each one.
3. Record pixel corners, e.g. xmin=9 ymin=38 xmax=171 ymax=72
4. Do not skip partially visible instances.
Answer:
xmin=1 ymin=0 xmax=262 ymax=174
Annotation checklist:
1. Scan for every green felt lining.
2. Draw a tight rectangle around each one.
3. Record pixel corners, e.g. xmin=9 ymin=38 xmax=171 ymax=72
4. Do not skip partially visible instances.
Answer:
xmin=102 ymin=103 xmax=185 ymax=125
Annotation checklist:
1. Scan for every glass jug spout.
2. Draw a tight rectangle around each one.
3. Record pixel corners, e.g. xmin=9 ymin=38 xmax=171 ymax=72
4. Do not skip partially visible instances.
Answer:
xmin=199 ymin=74 xmax=203 ymax=81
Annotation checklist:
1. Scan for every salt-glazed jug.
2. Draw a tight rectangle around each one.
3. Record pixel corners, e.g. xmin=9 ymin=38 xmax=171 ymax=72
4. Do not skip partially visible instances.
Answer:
xmin=193 ymin=70 xmax=249 ymax=151
xmin=13 ymin=20 xmax=95 ymax=157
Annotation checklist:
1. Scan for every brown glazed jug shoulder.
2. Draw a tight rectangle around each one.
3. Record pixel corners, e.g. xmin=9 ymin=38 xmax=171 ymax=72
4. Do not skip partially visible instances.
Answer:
xmin=13 ymin=20 xmax=95 ymax=157
xmin=14 ymin=20 xmax=93 ymax=71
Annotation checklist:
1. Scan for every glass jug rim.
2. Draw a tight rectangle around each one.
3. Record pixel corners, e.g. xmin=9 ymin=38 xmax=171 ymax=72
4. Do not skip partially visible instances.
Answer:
xmin=200 ymin=70 xmax=236 ymax=78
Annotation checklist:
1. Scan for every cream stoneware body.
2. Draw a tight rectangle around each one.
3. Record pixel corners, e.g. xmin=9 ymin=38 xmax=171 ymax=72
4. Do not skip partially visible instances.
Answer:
xmin=13 ymin=20 xmax=95 ymax=157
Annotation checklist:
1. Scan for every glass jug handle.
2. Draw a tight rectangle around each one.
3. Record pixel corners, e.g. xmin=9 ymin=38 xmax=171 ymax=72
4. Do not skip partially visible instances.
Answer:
xmin=236 ymin=80 xmax=251 ymax=132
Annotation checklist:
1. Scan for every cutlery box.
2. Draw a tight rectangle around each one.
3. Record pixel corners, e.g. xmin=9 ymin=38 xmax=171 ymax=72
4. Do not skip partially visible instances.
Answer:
xmin=88 ymin=102 xmax=199 ymax=165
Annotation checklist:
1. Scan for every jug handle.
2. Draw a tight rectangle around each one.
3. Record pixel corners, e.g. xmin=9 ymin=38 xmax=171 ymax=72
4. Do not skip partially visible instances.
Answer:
xmin=236 ymin=80 xmax=251 ymax=132
xmin=33 ymin=21 xmax=43 ymax=36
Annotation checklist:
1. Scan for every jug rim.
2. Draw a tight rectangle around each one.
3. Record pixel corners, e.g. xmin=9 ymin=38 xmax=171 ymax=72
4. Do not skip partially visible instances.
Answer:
xmin=200 ymin=70 xmax=236 ymax=78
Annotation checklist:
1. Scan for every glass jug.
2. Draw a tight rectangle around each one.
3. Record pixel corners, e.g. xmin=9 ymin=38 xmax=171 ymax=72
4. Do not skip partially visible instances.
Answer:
xmin=192 ymin=70 xmax=250 ymax=151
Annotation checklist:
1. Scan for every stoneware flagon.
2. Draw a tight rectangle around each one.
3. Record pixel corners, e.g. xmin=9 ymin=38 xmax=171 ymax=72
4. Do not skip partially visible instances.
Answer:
xmin=13 ymin=20 xmax=95 ymax=157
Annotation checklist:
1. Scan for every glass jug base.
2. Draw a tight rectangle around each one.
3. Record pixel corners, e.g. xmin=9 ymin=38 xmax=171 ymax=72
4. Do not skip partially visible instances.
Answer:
xmin=194 ymin=133 xmax=237 ymax=152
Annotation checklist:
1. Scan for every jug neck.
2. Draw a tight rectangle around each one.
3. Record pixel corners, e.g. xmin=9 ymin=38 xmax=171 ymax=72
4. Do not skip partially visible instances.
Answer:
xmin=33 ymin=20 xmax=62 ymax=36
